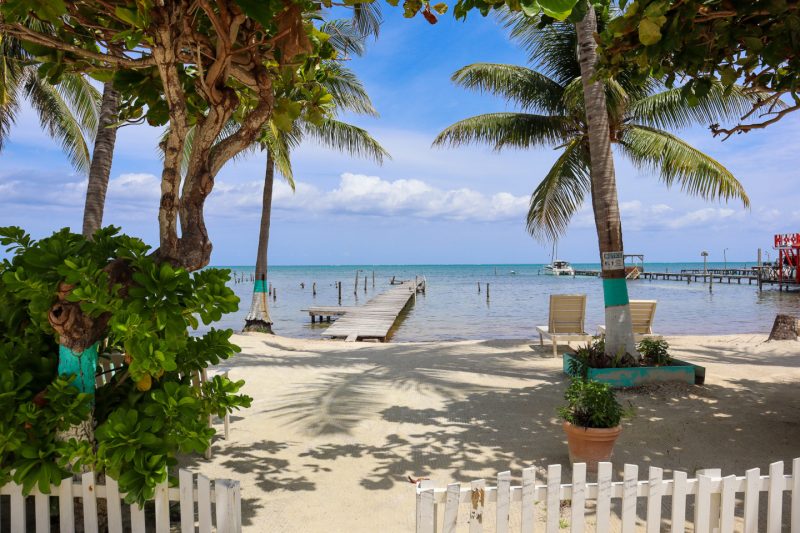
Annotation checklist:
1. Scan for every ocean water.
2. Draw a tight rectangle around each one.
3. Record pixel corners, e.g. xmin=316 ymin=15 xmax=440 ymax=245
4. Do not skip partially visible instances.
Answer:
xmin=211 ymin=262 xmax=800 ymax=341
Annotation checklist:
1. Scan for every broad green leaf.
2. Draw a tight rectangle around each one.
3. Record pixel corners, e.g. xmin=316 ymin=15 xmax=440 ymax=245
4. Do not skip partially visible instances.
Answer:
xmin=537 ymin=0 xmax=578 ymax=20
xmin=638 ymin=18 xmax=662 ymax=45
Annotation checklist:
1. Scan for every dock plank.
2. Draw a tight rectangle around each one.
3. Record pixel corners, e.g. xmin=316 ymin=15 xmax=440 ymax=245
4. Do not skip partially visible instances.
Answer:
xmin=321 ymin=280 xmax=421 ymax=342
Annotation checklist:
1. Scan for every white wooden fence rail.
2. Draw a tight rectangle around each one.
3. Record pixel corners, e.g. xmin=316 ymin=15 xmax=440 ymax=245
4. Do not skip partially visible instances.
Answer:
xmin=0 ymin=469 xmax=242 ymax=533
xmin=416 ymin=458 xmax=800 ymax=532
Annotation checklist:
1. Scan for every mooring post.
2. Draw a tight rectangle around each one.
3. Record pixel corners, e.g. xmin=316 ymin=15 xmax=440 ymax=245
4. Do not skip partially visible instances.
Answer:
xmin=338 ymin=281 xmax=342 ymax=303
xmin=757 ymin=247 xmax=763 ymax=292
xmin=313 ymin=282 xmax=316 ymax=296
xmin=372 ymin=270 xmax=375 ymax=288
xmin=354 ymin=271 xmax=359 ymax=295
xmin=486 ymin=283 xmax=490 ymax=300
xmin=364 ymin=276 xmax=367 ymax=293
xmin=478 ymin=282 xmax=481 ymax=294
xmin=273 ymin=287 xmax=277 ymax=300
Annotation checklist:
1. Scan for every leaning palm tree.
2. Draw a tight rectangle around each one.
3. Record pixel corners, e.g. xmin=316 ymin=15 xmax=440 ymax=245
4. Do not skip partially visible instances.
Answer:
xmin=434 ymin=10 xmax=753 ymax=356
xmin=0 ymin=35 xmax=100 ymax=173
xmin=242 ymin=20 xmax=389 ymax=333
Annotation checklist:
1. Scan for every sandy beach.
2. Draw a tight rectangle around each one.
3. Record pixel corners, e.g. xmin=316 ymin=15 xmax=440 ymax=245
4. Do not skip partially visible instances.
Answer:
xmin=183 ymin=333 xmax=800 ymax=532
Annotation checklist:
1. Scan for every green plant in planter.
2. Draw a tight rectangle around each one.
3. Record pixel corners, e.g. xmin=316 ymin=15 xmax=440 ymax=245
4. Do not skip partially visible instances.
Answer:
xmin=0 ymin=226 xmax=252 ymax=504
xmin=568 ymin=337 xmax=637 ymax=377
xmin=558 ymin=378 xmax=628 ymax=429
xmin=637 ymin=338 xmax=671 ymax=367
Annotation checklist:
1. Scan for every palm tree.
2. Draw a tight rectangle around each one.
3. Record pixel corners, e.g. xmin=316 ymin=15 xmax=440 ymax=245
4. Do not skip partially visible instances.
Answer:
xmin=81 ymin=81 xmax=120 ymax=239
xmin=243 ymin=20 xmax=389 ymax=333
xmin=434 ymin=9 xmax=752 ymax=357
xmin=0 ymin=35 xmax=100 ymax=174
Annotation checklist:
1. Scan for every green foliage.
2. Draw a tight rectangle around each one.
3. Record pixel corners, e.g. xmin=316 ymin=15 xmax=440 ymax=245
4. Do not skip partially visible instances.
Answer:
xmin=0 ymin=226 xmax=251 ymax=504
xmin=568 ymin=336 xmax=637 ymax=374
xmin=558 ymin=378 xmax=627 ymax=429
xmin=600 ymin=1 xmax=800 ymax=129
xmin=637 ymin=338 xmax=670 ymax=366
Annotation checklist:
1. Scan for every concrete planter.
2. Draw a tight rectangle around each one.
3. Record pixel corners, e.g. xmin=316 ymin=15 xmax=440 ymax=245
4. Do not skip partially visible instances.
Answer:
xmin=563 ymin=353 xmax=701 ymax=387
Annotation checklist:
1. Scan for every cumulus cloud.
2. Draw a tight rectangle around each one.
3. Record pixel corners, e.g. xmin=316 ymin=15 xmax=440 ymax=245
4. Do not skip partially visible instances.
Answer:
xmin=209 ymin=172 xmax=531 ymax=222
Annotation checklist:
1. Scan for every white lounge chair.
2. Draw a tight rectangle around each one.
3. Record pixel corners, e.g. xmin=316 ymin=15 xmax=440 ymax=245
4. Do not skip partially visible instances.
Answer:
xmin=536 ymin=294 xmax=591 ymax=357
xmin=597 ymin=299 xmax=659 ymax=340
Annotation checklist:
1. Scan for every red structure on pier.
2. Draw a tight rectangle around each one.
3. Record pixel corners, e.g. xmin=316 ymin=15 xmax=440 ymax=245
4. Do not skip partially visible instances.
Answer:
xmin=773 ymin=233 xmax=800 ymax=285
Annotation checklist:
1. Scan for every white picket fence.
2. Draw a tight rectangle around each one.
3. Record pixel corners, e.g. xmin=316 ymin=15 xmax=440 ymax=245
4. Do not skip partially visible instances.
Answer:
xmin=1 ymin=469 xmax=241 ymax=533
xmin=416 ymin=458 xmax=800 ymax=532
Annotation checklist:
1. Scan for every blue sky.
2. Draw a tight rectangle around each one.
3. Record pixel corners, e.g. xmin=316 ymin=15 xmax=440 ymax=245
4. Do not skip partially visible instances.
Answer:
xmin=1 ymin=10 xmax=799 ymax=265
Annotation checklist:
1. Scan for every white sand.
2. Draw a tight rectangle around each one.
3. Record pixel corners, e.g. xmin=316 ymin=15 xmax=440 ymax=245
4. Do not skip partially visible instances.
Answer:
xmin=182 ymin=333 xmax=800 ymax=532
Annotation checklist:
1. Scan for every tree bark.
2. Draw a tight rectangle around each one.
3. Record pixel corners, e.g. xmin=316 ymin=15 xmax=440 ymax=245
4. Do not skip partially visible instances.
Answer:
xmin=244 ymin=150 xmax=275 ymax=333
xmin=574 ymin=7 xmax=637 ymax=359
xmin=768 ymin=314 xmax=798 ymax=341
xmin=81 ymin=81 xmax=119 ymax=238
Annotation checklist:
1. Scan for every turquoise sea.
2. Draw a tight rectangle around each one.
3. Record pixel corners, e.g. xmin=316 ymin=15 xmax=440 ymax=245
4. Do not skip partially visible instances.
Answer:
xmin=213 ymin=262 xmax=800 ymax=341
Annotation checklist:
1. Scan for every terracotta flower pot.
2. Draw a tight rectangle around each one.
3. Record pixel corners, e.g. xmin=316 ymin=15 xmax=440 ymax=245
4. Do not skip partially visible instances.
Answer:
xmin=562 ymin=421 xmax=622 ymax=473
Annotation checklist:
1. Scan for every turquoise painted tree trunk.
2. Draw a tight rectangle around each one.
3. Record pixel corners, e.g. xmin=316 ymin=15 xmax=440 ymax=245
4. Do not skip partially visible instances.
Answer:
xmin=575 ymin=6 xmax=637 ymax=359
xmin=244 ymin=151 xmax=275 ymax=333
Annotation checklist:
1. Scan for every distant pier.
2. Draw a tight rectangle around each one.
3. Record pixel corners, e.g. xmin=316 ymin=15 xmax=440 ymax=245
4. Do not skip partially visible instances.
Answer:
xmin=573 ymin=267 xmax=800 ymax=290
xmin=318 ymin=278 xmax=425 ymax=342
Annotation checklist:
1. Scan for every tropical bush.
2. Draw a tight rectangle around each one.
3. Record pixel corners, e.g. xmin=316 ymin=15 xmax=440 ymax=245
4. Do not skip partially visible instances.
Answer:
xmin=0 ymin=226 xmax=251 ymax=504
xmin=558 ymin=378 xmax=627 ymax=429
xmin=637 ymin=338 xmax=671 ymax=367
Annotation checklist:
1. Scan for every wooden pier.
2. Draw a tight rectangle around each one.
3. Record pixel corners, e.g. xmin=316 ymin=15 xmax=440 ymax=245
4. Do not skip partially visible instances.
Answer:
xmin=320 ymin=279 xmax=424 ymax=342
xmin=301 ymin=306 xmax=354 ymax=323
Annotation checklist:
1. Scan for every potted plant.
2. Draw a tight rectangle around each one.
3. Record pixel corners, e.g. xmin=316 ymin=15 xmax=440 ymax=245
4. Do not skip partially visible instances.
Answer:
xmin=558 ymin=378 xmax=628 ymax=472
xmin=637 ymin=338 xmax=671 ymax=366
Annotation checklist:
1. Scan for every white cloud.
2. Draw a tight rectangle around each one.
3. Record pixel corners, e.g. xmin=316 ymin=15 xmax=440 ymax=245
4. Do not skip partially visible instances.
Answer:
xmin=209 ymin=172 xmax=530 ymax=222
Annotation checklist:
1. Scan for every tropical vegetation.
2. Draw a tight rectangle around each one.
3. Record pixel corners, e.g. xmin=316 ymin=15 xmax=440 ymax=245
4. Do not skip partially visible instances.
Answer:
xmin=0 ymin=226 xmax=250 ymax=503
xmin=600 ymin=0 xmax=800 ymax=138
xmin=435 ymin=7 xmax=753 ymax=356
xmin=435 ymin=11 xmax=751 ymax=243
xmin=558 ymin=377 xmax=627 ymax=429
xmin=0 ymin=33 xmax=99 ymax=174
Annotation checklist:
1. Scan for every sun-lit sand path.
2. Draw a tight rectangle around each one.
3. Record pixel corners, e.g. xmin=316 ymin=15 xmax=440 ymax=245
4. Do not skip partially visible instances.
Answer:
xmin=181 ymin=333 xmax=800 ymax=532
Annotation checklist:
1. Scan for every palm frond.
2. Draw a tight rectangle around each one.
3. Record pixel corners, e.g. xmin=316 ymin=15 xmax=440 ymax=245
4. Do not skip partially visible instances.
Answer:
xmin=619 ymin=125 xmax=750 ymax=207
xmin=497 ymin=10 xmax=581 ymax=86
xmin=451 ymin=63 xmax=565 ymax=114
xmin=526 ymin=138 xmax=591 ymax=242
xmin=320 ymin=19 xmax=366 ymax=58
xmin=628 ymin=82 xmax=765 ymax=131
xmin=261 ymin=122 xmax=296 ymax=188
xmin=322 ymin=62 xmax=378 ymax=117
xmin=302 ymin=118 xmax=389 ymax=164
xmin=24 ymin=70 xmax=92 ymax=173
xmin=351 ymin=2 xmax=383 ymax=40
xmin=55 ymin=72 xmax=101 ymax=141
xmin=433 ymin=112 xmax=574 ymax=151
xmin=561 ymin=76 xmax=630 ymax=124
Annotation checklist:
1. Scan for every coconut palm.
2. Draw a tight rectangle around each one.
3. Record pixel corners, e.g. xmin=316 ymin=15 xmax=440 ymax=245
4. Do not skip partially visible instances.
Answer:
xmin=81 ymin=81 xmax=120 ymax=239
xmin=242 ymin=20 xmax=389 ymax=333
xmin=0 ymin=35 xmax=100 ymax=173
xmin=434 ymin=10 xmax=753 ymax=356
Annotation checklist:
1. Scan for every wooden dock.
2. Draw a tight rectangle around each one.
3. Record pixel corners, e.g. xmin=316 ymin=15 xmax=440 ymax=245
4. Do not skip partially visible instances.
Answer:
xmin=320 ymin=279 xmax=423 ymax=342
xmin=301 ymin=306 xmax=354 ymax=323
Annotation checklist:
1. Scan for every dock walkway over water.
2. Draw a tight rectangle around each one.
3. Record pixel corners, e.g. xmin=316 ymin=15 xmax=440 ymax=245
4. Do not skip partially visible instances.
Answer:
xmin=320 ymin=279 xmax=424 ymax=342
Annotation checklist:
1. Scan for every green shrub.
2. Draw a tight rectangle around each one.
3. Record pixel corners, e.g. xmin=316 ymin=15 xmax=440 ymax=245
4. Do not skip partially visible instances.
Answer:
xmin=637 ymin=338 xmax=671 ymax=366
xmin=0 ymin=227 xmax=252 ymax=503
xmin=558 ymin=378 xmax=627 ymax=429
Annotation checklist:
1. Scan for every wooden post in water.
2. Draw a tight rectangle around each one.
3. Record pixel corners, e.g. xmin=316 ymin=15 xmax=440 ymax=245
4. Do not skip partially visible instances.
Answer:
xmin=338 ymin=281 xmax=342 ymax=303
xmin=312 ymin=282 xmax=316 ymax=296
xmin=364 ymin=276 xmax=367 ymax=293
xmin=354 ymin=271 xmax=359 ymax=295
xmin=478 ymin=282 xmax=481 ymax=293
xmin=486 ymin=283 xmax=490 ymax=300
xmin=758 ymin=248 xmax=763 ymax=292
xmin=273 ymin=287 xmax=276 ymax=300
xmin=372 ymin=271 xmax=375 ymax=288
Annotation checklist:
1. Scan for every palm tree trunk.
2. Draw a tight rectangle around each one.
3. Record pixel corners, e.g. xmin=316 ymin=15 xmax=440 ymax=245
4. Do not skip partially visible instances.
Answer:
xmin=244 ymin=149 xmax=275 ymax=333
xmin=82 ymin=80 xmax=120 ymax=239
xmin=575 ymin=6 xmax=637 ymax=360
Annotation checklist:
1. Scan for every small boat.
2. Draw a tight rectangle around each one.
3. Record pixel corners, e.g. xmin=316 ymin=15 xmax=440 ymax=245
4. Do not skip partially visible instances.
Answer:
xmin=544 ymin=242 xmax=575 ymax=276
xmin=544 ymin=260 xmax=575 ymax=276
